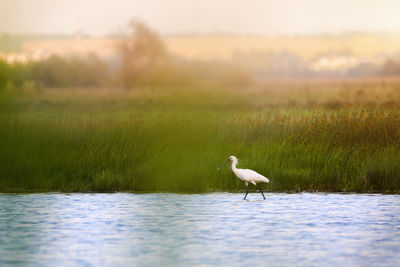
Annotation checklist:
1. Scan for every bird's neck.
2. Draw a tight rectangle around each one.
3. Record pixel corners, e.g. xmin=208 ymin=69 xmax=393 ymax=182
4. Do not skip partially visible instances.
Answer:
xmin=231 ymin=160 xmax=238 ymax=171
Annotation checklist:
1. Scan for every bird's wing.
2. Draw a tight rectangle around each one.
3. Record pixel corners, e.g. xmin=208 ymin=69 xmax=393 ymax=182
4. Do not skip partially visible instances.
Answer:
xmin=244 ymin=169 xmax=270 ymax=183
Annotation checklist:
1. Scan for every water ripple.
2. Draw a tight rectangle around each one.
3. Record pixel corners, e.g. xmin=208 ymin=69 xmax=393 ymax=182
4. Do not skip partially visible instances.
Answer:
xmin=0 ymin=193 xmax=399 ymax=266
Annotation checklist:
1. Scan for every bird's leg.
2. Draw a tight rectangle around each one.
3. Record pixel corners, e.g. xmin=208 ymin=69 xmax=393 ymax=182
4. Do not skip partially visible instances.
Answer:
xmin=256 ymin=184 xmax=266 ymax=200
xmin=244 ymin=182 xmax=249 ymax=200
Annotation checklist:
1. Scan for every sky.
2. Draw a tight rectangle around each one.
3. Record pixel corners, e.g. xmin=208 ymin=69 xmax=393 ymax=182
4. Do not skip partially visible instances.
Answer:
xmin=1 ymin=0 xmax=400 ymax=36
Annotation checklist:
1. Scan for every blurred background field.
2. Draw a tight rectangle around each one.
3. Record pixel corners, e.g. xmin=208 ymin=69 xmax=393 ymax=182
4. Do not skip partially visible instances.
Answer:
xmin=3 ymin=33 xmax=400 ymax=79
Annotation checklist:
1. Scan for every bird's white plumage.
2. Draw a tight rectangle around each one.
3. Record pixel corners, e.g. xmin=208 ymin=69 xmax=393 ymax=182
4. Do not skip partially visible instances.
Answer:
xmin=229 ymin=156 xmax=269 ymax=184
xmin=233 ymin=168 xmax=269 ymax=184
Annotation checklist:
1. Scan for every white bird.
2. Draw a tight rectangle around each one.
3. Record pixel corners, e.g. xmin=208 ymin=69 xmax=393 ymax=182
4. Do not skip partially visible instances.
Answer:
xmin=218 ymin=155 xmax=269 ymax=200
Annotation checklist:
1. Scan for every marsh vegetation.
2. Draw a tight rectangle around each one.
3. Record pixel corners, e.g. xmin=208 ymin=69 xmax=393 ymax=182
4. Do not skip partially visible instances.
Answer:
xmin=1 ymin=78 xmax=400 ymax=193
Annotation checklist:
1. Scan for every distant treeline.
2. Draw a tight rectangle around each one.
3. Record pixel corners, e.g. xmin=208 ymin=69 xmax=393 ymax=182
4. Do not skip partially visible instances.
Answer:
xmin=0 ymin=56 xmax=255 ymax=90
xmin=2 ymin=55 xmax=400 ymax=91
xmin=0 ymin=55 xmax=109 ymax=89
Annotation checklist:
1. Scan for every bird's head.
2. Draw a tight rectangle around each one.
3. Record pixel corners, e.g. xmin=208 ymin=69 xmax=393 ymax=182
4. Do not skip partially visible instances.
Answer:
xmin=229 ymin=155 xmax=238 ymax=162
xmin=217 ymin=155 xmax=238 ymax=171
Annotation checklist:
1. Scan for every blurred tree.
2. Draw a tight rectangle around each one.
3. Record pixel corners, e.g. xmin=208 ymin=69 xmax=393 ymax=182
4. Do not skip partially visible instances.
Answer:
xmin=119 ymin=20 xmax=168 ymax=89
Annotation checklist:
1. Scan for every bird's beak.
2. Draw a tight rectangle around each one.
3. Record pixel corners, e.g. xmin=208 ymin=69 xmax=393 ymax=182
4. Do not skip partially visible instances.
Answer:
xmin=217 ymin=159 xmax=229 ymax=171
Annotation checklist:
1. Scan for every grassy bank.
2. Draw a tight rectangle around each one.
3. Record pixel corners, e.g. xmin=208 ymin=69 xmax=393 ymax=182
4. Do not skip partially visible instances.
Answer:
xmin=1 ymin=80 xmax=400 ymax=193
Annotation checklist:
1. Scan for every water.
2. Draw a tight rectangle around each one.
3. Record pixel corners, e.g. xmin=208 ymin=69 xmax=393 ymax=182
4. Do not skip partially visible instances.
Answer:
xmin=0 ymin=193 xmax=399 ymax=266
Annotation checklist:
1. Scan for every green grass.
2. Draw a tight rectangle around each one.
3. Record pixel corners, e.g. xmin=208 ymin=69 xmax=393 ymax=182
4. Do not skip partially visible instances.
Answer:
xmin=1 ymin=82 xmax=400 ymax=193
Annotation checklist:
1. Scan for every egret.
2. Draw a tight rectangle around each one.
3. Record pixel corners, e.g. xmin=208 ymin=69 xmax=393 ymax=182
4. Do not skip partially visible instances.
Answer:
xmin=218 ymin=155 xmax=269 ymax=200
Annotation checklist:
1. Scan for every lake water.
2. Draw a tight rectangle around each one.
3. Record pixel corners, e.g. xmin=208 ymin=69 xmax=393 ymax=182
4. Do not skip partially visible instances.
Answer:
xmin=0 ymin=193 xmax=399 ymax=266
